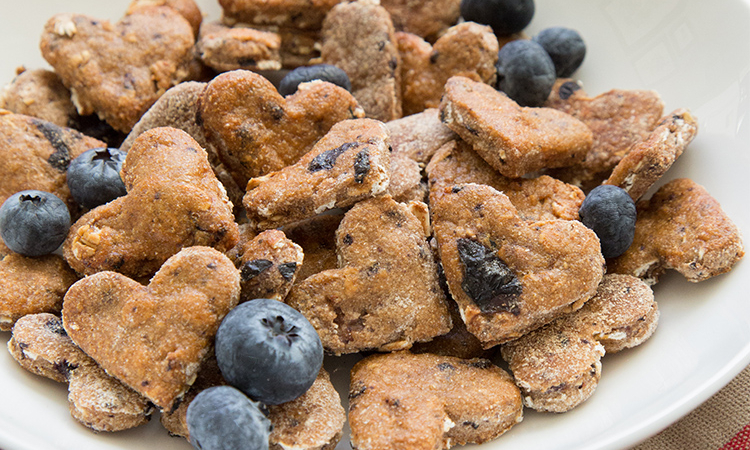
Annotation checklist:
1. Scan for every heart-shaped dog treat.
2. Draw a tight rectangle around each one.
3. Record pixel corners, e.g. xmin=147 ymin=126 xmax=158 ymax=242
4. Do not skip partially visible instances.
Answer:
xmin=199 ymin=70 xmax=364 ymax=187
xmin=62 ymin=246 xmax=240 ymax=412
xmin=40 ymin=7 xmax=196 ymax=133
xmin=63 ymin=127 xmax=239 ymax=278
xmin=431 ymin=183 xmax=605 ymax=347
xmin=397 ymin=22 xmax=498 ymax=116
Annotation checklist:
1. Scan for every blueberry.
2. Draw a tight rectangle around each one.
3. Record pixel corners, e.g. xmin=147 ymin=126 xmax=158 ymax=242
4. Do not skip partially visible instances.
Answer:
xmin=66 ymin=147 xmax=127 ymax=209
xmin=495 ymin=39 xmax=556 ymax=107
xmin=578 ymin=185 xmax=637 ymax=259
xmin=460 ymin=0 xmax=535 ymax=36
xmin=215 ymin=299 xmax=324 ymax=405
xmin=278 ymin=64 xmax=352 ymax=96
xmin=0 ymin=190 xmax=71 ymax=257
xmin=533 ymin=27 xmax=586 ymax=78
xmin=186 ymin=385 xmax=271 ymax=450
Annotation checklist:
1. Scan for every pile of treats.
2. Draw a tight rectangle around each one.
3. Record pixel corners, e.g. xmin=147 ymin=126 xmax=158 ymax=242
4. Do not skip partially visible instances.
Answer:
xmin=0 ymin=0 xmax=746 ymax=449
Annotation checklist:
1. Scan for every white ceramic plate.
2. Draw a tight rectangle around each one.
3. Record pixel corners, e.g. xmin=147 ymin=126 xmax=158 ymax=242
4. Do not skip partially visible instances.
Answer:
xmin=1 ymin=1 xmax=748 ymax=449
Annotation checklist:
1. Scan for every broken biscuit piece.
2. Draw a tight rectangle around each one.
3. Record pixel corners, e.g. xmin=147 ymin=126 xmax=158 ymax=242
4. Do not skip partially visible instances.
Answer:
xmin=387 ymin=108 xmax=457 ymax=166
xmin=501 ymin=274 xmax=658 ymax=412
xmin=0 ymin=68 xmax=79 ymax=128
xmin=197 ymin=21 xmax=282 ymax=72
xmin=439 ymin=76 xmax=593 ymax=178
xmin=609 ymin=178 xmax=744 ymax=284
xmin=236 ymin=229 xmax=304 ymax=302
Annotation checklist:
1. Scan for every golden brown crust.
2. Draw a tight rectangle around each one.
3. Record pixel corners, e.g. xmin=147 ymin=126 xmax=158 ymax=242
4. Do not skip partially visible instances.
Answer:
xmin=609 ymin=178 xmax=744 ymax=284
xmin=386 ymin=108 xmax=457 ymax=165
xmin=380 ymin=0 xmax=461 ymax=42
xmin=321 ymin=0 xmax=402 ymax=122
xmin=388 ymin=154 xmax=427 ymax=203
xmin=197 ymin=21 xmax=282 ymax=72
xmin=236 ymin=229 xmax=304 ymax=302
xmin=127 ymin=0 xmax=203 ymax=38
xmin=426 ymin=139 xmax=585 ymax=221
xmin=40 ymin=8 xmax=196 ymax=132
xmin=219 ymin=0 xmax=343 ymax=30
xmin=431 ymin=183 xmax=605 ymax=347
xmin=63 ymin=127 xmax=239 ymax=279
xmin=61 ymin=246 xmax=240 ymax=412
xmin=286 ymin=196 xmax=451 ymax=355
xmin=0 ymin=68 xmax=78 ymax=128
xmin=348 ymin=351 xmax=523 ymax=450
xmin=397 ymin=22 xmax=498 ymax=116
xmin=439 ymin=76 xmax=593 ymax=178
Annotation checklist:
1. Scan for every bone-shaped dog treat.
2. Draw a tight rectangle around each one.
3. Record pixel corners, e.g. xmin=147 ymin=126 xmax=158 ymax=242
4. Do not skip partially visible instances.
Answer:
xmin=8 ymin=313 xmax=153 ymax=431
xmin=62 ymin=246 xmax=240 ymax=412
xmin=501 ymin=274 xmax=659 ymax=412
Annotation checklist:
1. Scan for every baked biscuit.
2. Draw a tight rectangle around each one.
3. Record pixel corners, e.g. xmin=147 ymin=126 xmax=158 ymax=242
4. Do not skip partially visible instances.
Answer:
xmin=62 ymin=246 xmax=240 ymax=412
xmin=397 ymin=22 xmax=498 ymax=116
xmin=609 ymin=178 xmax=744 ymax=284
xmin=197 ymin=21 xmax=282 ymax=72
xmin=219 ymin=0 xmax=342 ymax=30
xmin=127 ymin=0 xmax=204 ymax=38
xmin=381 ymin=0 xmax=461 ymax=42
xmin=286 ymin=195 xmax=451 ymax=355
xmin=0 ymin=243 xmax=78 ymax=331
xmin=199 ymin=70 xmax=364 ymax=187
xmin=40 ymin=7 xmax=196 ymax=132
xmin=545 ymin=79 xmax=665 ymax=189
xmin=63 ymin=127 xmax=239 ymax=278
xmin=8 ymin=313 xmax=153 ymax=431
xmin=426 ymin=139 xmax=585 ymax=221
xmin=0 ymin=68 xmax=79 ymax=128
xmin=348 ymin=351 xmax=523 ymax=450
xmin=388 ymin=154 xmax=427 ymax=203
xmin=605 ymin=109 xmax=698 ymax=201
xmin=243 ymin=118 xmax=391 ymax=230
xmin=439 ymin=76 xmax=593 ymax=178
xmin=320 ymin=0 xmax=402 ymax=122
xmin=0 ymin=111 xmax=106 ymax=211
xmin=236 ymin=229 xmax=304 ymax=302
xmin=386 ymin=108 xmax=456 ymax=165
xmin=501 ymin=274 xmax=658 ymax=412
xmin=431 ymin=183 xmax=605 ymax=347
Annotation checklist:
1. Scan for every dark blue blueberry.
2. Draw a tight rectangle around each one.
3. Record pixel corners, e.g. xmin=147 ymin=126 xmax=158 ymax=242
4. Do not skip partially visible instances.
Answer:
xmin=533 ymin=27 xmax=586 ymax=78
xmin=186 ymin=385 xmax=271 ymax=450
xmin=278 ymin=64 xmax=352 ymax=96
xmin=0 ymin=190 xmax=71 ymax=257
xmin=495 ymin=39 xmax=556 ymax=107
xmin=215 ymin=299 xmax=323 ymax=405
xmin=578 ymin=185 xmax=637 ymax=259
xmin=66 ymin=147 xmax=127 ymax=209
xmin=460 ymin=0 xmax=535 ymax=36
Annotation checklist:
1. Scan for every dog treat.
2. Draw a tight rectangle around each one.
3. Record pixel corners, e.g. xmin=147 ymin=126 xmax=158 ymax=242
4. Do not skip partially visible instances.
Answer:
xmin=0 ymin=245 xmax=78 ymax=331
xmin=257 ymin=25 xmax=322 ymax=69
xmin=235 ymin=229 xmax=304 ymax=302
xmin=282 ymin=213 xmax=343 ymax=283
xmin=426 ymin=139 xmax=585 ymax=221
xmin=0 ymin=68 xmax=79 ymax=128
xmin=197 ymin=21 xmax=282 ymax=72
xmin=381 ymin=0 xmax=461 ymax=42
xmin=389 ymin=154 xmax=427 ymax=203
xmin=605 ymin=108 xmax=698 ymax=201
xmin=439 ymin=76 xmax=593 ymax=178
xmin=386 ymin=108 xmax=457 ymax=165
xmin=40 ymin=7 xmax=196 ymax=133
xmin=219 ymin=0 xmax=342 ymax=30
xmin=501 ymin=274 xmax=658 ymax=412
xmin=545 ymin=79 xmax=665 ymax=189
xmin=243 ymin=118 xmax=391 ymax=230
xmin=348 ymin=351 xmax=523 ymax=450
xmin=286 ymin=195 xmax=451 ymax=355
xmin=609 ymin=178 xmax=744 ymax=284
xmin=320 ymin=0 xmax=402 ymax=122
xmin=0 ymin=111 xmax=106 ymax=211
xmin=199 ymin=70 xmax=364 ymax=187
xmin=127 ymin=0 xmax=204 ymax=38
xmin=8 ymin=313 xmax=153 ymax=431
xmin=62 ymin=246 xmax=240 ymax=412
xmin=63 ymin=127 xmax=239 ymax=278
xmin=431 ymin=182 xmax=605 ymax=347
xmin=397 ymin=22 xmax=498 ymax=116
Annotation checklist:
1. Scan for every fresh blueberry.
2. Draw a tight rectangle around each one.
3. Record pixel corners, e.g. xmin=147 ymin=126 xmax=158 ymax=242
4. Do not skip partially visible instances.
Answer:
xmin=533 ymin=27 xmax=586 ymax=78
xmin=186 ymin=385 xmax=271 ymax=450
xmin=0 ymin=190 xmax=71 ymax=257
xmin=66 ymin=147 xmax=127 ymax=209
xmin=278 ymin=64 xmax=352 ymax=96
xmin=215 ymin=298 xmax=324 ymax=405
xmin=496 ymin=39 xmax=556 ymax=107
xmin=460 ymin=0 xmax=535 ymax=36
xmin=578 ymin=185 xmax=637 ymax=259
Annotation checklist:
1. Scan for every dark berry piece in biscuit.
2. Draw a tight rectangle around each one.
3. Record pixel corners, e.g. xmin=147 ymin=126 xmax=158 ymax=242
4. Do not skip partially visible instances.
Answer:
xmin=578 ymin=185 xmax=637 ymax=259
xmin=496 ymin=39 xmax=556 ymax=107
xmin=279 ymin=64 xmax=352 ymax=96
xmin=460 ymin=0 xmax=534 ymax=36
xmin=67 ymin=147 xmax=127 ymax=209
xmin=186 ymin=385 xmax=271 ymax=450
xmin=215 ymin=299 xmax=324 ymax=405
xmin=0 ymin=190 xmax=71 ymax=257
xmin=533 ymin=27 xmax=586 ymax=77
